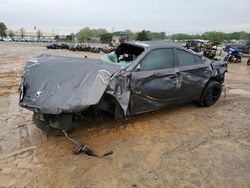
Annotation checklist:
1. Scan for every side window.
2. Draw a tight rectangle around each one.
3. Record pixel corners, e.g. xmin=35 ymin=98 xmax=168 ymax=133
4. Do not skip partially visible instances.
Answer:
xmin=177 ymin=49 xmax=196 ymax=66
xmin=195 ymin=56 xmax=203 ymax=64
xmin=139 ymin=49 xmax=174 ymax=71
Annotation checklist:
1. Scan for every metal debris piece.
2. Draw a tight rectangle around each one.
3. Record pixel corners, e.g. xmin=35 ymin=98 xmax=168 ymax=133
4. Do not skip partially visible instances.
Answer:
xmin=63 ymin=130 xmax=113 ymax=157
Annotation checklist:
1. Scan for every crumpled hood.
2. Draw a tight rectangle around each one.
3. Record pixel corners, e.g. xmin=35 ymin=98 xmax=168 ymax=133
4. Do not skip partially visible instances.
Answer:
xmin=19 ymin=54 xmax=120 ymax=114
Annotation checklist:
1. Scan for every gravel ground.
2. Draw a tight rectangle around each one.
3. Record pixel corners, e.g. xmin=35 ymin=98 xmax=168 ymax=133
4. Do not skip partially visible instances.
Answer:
xmin=0 ymin=42 xmax=249 ymax=188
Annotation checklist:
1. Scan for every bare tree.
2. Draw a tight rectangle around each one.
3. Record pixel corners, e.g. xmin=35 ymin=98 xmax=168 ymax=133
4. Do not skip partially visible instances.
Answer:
xmin=37 ymin=29 xmax=42 ymax=41
xmin=8 ymin=30 xmax=14 ymax=39
xmin=20 ymin=28 xmax=25 ymax=39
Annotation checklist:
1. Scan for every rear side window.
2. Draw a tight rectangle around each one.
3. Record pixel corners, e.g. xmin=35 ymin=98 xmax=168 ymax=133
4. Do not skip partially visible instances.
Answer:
xmin=177 ymin=49 xmax=196 ymax=66
xmin=195 ymin=56 xmax=203 ymax=64
xmin=140 ymin=48 xmax=174 ymax=71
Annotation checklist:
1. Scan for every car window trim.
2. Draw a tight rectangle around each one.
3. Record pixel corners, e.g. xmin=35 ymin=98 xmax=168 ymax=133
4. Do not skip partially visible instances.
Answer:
xmin=132 ymin=48 xmax=175 ymax=72
xmin=176 ymin=49 xmax=198 ymax=67
xmin=177 ymin=63 xmax=209 ymax=72
xmin=195 ymin=55 xmax=204 ymax=64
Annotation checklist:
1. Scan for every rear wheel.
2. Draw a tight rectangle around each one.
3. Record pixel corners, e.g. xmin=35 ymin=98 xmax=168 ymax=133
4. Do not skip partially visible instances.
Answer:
xmin=247 ymin=58 xmax=250 ymax=65
xmin=198 ymin=80 xmax=222 ymax=107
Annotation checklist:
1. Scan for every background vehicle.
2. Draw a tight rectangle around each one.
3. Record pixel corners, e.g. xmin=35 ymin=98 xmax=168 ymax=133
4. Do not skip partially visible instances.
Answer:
xmin=224 ymin=46 xmax=242 ymax=62
xmin=226 ymin=41 xmax=250 ymax=54
xmin=3 ymin=37 xmax=12 ymax=41
xmin=19 ymin=41 xmax=227 ymax=134
xmin=12 ymin=36 xmax=22 ymax=42
xmin=185 ymin=40 xmax=217 ymax=60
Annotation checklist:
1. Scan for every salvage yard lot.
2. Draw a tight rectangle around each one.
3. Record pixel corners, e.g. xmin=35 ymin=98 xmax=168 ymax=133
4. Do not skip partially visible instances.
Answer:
xmin=0 ymin=42 xmax=250 ymax=188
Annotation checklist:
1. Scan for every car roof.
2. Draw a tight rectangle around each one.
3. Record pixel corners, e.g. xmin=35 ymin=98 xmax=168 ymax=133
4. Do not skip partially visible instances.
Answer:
xmin=124 ymin=40 xmax=186 ymax=50
xmin=124 ymin=40 xmax=201 ymax=55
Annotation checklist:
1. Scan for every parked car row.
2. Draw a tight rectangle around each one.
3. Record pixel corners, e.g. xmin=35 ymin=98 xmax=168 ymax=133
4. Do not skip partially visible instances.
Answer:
xmin=225 ymin=41 xmax=250 ymax=54
xmin=2 ymin=36 xmax=12 ymax=41
xmin=46 ymin=43 xmax=115 ymax=54
xmin=1 ymin=36 xmax=56 ymax=42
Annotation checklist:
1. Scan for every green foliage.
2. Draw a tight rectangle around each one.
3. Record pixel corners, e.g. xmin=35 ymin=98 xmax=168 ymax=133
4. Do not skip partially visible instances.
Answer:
xmin=0 ymin=22 xmax=7 ymax=39
xmin=201 ymin=31 xmax=226 ymax=42
xmin=54 ymin=35 xmax=60 ymax=41
xmin=8 ymin=30 xmax=14 ymax=38
xmin=171 ymin=33 xmax=200 ymax=40
xmin=66 ymin=35 xmax=73 ymax=42
xmin=238 ymin=32 xmax=250 ymax=40
xmin=227 ymin=32 xmax=243 ymax=40
xmin=37 ymin=30 xmax=42 ymax=40
xmin=77 ymin=27 xmax=108 ymax=42
xmin=150 ymin=32 xmax=166 ymax=40
xmin=20 ymin=28 xmax=25 ymax=39
xmin=170 ymin=31 xmax=250 ymax=41
xmin=101 ymin=33 xmax=112 ymax=43
xmin=124 ymin=29 xmax=136 ymax=40
xmin=69 ymin=27 xmax=250 ymax=43
xmin=136 ymin=30 xmax=151 ymax=41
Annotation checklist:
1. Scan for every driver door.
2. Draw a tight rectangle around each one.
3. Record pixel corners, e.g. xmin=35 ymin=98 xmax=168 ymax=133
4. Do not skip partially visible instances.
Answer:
xmin=129 ymin=48 xmax=182 ymax=115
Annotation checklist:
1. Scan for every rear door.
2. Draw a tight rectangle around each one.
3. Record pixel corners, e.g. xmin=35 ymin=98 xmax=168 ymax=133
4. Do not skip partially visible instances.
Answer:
xmin=130 ymin=48 xmax=182 ymax=115
xmin=175 ymin=49 xmax=212 ymax=101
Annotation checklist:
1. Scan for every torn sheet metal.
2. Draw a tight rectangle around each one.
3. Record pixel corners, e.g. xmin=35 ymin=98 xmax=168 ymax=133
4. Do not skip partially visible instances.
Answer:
xmin=19 ymin=54 xmax=120 ymax=114
xmin=106 ymin=71 xmax=131 ymax=115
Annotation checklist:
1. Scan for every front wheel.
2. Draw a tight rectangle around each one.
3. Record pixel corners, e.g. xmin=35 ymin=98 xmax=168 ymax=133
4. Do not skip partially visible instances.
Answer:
xmin=33 ymin=113 xmax=75 ymax=135
xmin=198 ymin=80 xmax=222 ymax=107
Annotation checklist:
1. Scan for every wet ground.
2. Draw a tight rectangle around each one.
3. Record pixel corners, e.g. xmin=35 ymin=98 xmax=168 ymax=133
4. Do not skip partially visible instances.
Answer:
xmin=0 ymin=42 xmax=249 ymax=188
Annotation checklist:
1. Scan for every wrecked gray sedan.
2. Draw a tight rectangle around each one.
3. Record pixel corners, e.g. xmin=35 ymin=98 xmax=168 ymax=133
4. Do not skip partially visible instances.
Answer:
xmin=19 ymin=41 xmax=227 ymax=134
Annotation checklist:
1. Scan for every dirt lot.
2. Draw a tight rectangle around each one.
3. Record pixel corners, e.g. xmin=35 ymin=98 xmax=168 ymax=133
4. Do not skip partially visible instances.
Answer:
xmin=0 ymin=42 xmax=249 ymax=188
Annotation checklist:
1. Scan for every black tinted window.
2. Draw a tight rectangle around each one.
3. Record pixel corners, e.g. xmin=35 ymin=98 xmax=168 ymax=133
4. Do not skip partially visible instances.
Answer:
xmin=177 ymin=50 xmax=196 ymax=66
xmin=140 ymin=49 xmax=174 ymax=71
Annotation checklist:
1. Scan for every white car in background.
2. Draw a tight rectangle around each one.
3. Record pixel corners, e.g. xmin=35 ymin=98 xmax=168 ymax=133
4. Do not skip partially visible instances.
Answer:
xmin=216 ymin=44 xmax=226 ymax=51
xmin=12 ymin=36 xmax=22 ymax=42
xmin=3 ymin=37 xmax=12 ymax=41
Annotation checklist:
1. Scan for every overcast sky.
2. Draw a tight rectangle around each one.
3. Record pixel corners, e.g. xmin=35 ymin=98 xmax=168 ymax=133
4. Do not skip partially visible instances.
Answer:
xmin=0 ymin=0 xmax=249 ymax=34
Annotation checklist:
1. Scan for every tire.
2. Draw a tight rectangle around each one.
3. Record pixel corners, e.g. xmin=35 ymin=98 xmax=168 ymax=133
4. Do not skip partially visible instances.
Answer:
xmin=198 ymin=80 xmax=222 ymax=107
xmin=33 ymin=113 xmax=75 ymax=135
xmin=247 ymin=58 xmax=250 ymax=65
xmin=114 ymin=102 xmax=125 ymax=120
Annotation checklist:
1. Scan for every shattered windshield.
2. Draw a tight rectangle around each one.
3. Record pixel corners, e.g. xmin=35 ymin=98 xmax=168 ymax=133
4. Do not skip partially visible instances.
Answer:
xmin=101 ymin=43 xmax=144 ymax=68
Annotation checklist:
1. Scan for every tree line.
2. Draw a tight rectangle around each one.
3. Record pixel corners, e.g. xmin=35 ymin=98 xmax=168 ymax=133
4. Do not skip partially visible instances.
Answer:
xmin=57 ymin=29 xmax=250 ymax=43
xmin=1 ymin=21 xmax=250 ymax=42
xmin=75 ymin=27 xmax=166 ymax=42
xmin=170 ymin=31 xmax=250 ymax=42
xmin=53 ymin=28 xmax=165 ymax=43
xmin=0 ymin=22 xmax=43 ymax=40
xmin=76 ymin=29 xmax=250 ymax=43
